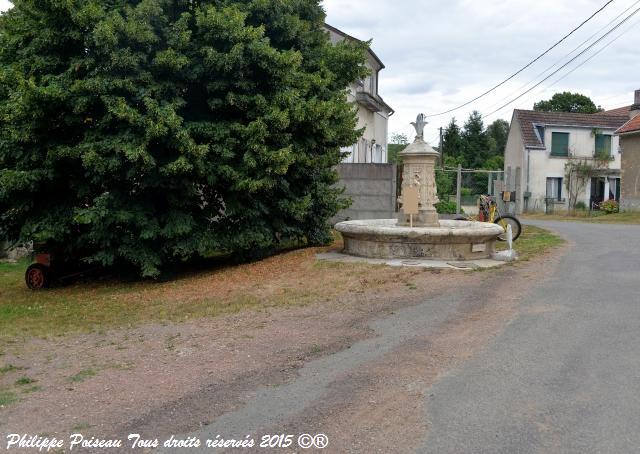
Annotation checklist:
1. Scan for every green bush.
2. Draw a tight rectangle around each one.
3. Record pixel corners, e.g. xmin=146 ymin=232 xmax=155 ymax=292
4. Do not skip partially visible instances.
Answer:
xmin=600 ymin=200 xmax=620 ymax=214
xmin=460 ymin=187 xmax=473 ymax=197
xmin=435 ymin=201 xmax=463 ymax=215
xmin=0 ymin=0 xmax=368 ymax=277
xmin=575 ymin=201 xmax=587 ymax=211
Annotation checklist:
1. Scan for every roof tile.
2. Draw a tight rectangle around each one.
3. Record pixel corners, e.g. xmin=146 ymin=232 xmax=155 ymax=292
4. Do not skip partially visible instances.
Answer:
xmin=617 ymin=115 xmax=640 ymax=135
xmin=514 ymin=109 xmax=629 ymax=148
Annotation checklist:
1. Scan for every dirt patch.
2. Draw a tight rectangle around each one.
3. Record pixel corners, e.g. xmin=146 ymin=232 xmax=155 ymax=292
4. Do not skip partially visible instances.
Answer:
xmin=0 ymin=265 xmax=462 ymax=438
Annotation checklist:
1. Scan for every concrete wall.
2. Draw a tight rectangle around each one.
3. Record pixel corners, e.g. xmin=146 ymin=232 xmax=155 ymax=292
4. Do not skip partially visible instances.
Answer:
xmin=621 ymin=134 xmax=640 ymax=211
xmin=334 ymin=163 xmax=397 ymax=222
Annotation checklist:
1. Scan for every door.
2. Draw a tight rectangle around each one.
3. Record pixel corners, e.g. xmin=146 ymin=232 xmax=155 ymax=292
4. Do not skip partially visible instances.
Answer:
xmin=590 ymin=178 xmax=605 ymax=208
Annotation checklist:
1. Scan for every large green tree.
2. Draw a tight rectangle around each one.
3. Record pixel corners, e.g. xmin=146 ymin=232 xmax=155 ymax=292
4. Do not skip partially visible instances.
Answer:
xmin=534 ymin=92 xmax=602 ymax=114
xmin=441 ymin=118 xmax=464 ymax=164
xmin=461 ymin=111 xmax=489 ymax=168
xmin=0 ymin=0 xmax=368 ymax=277
xmin=486 ymin=119 xmax=509 ymax=157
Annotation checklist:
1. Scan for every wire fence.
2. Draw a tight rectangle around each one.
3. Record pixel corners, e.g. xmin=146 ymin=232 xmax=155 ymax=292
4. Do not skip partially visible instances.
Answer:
xmin=397 ymin=165 xmax=507 ymax=215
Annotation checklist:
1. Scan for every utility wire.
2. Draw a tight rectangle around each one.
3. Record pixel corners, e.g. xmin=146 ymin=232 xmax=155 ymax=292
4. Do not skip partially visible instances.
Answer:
xmin=483 ymin=5 xmax=640 ymax=118
xmin=484 ymin=14 xmax=640 ymax=121
xmin=423 ymin=0 xmax=615 ymax=118
xmin=480 ymin=0 xmax=640 ymax=113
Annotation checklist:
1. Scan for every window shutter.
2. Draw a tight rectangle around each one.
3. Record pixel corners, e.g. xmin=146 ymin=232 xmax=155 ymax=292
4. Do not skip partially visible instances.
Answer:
xmin=595 ymin=135 xmax=612 ymax=157
xmin=551 ymin=133 xmax=569 ymax=156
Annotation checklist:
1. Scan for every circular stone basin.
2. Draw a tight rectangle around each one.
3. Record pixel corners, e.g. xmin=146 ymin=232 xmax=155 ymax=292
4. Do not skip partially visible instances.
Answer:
xmin=335 ymin=219 xmax=504 ymax=261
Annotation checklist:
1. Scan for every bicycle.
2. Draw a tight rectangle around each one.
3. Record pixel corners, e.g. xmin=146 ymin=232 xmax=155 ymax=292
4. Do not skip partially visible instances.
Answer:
xmin=455 ymin=195 xmax=523 ymax=242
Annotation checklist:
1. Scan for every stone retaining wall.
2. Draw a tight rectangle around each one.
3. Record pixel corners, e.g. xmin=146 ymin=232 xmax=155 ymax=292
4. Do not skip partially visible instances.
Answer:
xmin=334 ymin=163 xmax=397 ymax=222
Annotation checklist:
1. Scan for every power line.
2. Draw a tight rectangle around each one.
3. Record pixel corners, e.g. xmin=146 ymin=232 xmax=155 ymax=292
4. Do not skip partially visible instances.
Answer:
xmin=483 ymin=5 xmax=640 ymax=118
xmin=484 ymin=15 xmax=640 ymax=120
xmin=480 ymin=0 xmax=640 ymax=113
xmin=423 ymin=0 xmax=615 ymax=118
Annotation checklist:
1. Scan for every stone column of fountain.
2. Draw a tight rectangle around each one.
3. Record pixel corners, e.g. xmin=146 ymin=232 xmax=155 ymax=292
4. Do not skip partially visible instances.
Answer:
xmin=397 ymin=114 xmax=440 ymax=227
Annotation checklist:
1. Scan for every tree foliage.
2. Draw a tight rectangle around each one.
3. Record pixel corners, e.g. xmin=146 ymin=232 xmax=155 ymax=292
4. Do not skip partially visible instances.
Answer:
xmin=486 ymin=119 xmax=509 ymax=157
xmin=440 ymin=114 xmax=506 ymax=170
xmin=441 ymin=118 xmax=463 ymax=163
xmin=0 ymin=0 xmax=368 ymax=277
xmin=461 ymin=111 xmax=490 ymax=168
xmin=564 ymin=157 xmax=609 ymax=213
xmin=534 ymin=92 xmax=602 ymax=114
xmin=388 ymin=133 xmax=408 ymax=164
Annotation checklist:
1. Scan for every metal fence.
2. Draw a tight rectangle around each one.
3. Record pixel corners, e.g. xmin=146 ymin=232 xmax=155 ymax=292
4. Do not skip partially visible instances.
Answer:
xmin=397 ymin=165 xmax=510 ymax=215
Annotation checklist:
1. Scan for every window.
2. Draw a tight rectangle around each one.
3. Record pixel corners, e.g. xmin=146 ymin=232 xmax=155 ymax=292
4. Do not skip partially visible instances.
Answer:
xmin=551 ymin=132 xmax=570 ymax=157
xmin=595 ymin=134 xmax=612 ymax=159
xmin=341 ymin=145 xmax=356 ymax=163
xmin=535 ymin=125 xmax=545 ymax=145
xmin=546 ymin=177 xmax=563 ymax=201
xmin=372 ymin=144 xmax=384 ymax=163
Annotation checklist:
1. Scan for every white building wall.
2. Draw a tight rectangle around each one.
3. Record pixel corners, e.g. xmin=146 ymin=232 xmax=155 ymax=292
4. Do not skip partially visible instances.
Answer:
xmin=503 ymin=115 xmax=526 ymax=210
xmin=527 ymin=126 xmax=621 ymax=211
xmin=327 ymin=26 xmax=390 ymax=165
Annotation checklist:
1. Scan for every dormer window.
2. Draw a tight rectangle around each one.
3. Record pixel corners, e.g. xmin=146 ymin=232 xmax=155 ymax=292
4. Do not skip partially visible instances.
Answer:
xmin=535 ymin=125 xmax=545 ymax=145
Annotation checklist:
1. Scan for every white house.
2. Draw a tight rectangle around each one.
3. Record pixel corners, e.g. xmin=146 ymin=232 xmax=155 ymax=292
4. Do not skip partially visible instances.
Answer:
xmin=504 ymin=109 xmax=630 ymax=213
xmin=324 ymin=24 xmax=394 ymax=164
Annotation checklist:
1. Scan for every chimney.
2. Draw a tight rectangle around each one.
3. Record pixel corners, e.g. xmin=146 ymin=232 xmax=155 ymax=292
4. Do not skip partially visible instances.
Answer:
xmin=631 ymin=89 xmax=640 ymax=119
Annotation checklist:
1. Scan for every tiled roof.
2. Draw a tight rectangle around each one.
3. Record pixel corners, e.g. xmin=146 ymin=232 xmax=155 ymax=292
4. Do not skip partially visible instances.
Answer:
xmin=514 ymin=109 xmax=629 ymax=148
xmin=617 ymin=115 xmax=640 ymax=135
xmin=603 ymin=105 xmax=631 ymax=116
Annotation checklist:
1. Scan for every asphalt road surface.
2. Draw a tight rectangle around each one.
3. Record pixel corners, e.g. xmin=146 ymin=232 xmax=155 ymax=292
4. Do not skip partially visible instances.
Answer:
xmin=168 ymin=221 xmax=640 ymax=454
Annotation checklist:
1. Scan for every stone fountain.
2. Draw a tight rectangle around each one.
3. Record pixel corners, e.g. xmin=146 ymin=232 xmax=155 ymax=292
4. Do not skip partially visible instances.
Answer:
xmin=334 ymin=114 xmax=504 ymax=262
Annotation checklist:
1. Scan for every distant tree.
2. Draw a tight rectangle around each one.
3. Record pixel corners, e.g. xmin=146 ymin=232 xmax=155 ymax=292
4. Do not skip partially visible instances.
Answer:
xmin=461 ymin=111 xmax=489 ymax=168
xmin=486 ymin=119 xmax=510 ymax=158
xmin=534 ymin=92 xmax=603 ymax=114
xmin=388 ymin=133 xmax=409 ymax=164
xmin=482 ymin=155 xmax=504 ymax=171
xmin=441 ymin=118 xmax=464 ymax=165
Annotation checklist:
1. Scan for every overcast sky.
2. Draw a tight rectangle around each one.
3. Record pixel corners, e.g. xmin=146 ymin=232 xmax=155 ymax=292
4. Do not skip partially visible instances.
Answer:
xmin=323 ymin=0 xmax=640 ymax=143
xmin=1 ymin=0 xmax=638 ymax=144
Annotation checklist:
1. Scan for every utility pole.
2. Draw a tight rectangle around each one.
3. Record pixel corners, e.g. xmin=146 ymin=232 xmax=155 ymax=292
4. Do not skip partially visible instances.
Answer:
xmin=439 ymin=127 xmax=444 ymax=169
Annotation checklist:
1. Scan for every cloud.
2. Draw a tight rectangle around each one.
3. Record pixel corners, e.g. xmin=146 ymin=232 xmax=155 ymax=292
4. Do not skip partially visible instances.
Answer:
xmin=323 ymin=0 xmax=640 ymax=142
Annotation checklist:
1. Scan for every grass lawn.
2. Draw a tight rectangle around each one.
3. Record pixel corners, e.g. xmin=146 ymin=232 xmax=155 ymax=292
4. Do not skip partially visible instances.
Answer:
xmin=497 ymin=225 xmax=565 ymax=262
xmin=522 ymin=211 xmax=640 ymax=225
xmin=0 ymin=225 xmax=563 ymax=342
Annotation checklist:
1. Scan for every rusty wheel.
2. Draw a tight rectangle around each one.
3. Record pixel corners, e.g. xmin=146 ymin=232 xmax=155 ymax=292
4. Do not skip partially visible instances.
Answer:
xmin=25 ymin=264 xmax=50 ymax=290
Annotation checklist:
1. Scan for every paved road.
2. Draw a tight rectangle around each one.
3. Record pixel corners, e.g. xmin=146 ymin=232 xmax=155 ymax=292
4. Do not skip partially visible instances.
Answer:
xmin=423 ymin=220 xmax=640 ymax=454
xmin=172 ymin=221 xmax=640 ymax=453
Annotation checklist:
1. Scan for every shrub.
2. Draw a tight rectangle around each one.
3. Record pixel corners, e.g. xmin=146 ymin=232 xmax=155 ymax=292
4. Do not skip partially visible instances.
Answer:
xmin=0 ymin=0 xmax=368 ymax=277
xmin=600 ymin=200 xmax=619 ymax=214
xmin=435 ymin=201 xmax=463 ymax=215
xmin=574 ymin=201 xmax=587 ymax=211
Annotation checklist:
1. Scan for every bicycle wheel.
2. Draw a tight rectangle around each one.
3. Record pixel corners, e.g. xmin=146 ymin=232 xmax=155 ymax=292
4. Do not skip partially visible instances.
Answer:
xmin=494 ymin=216 xmax=522 ymax=242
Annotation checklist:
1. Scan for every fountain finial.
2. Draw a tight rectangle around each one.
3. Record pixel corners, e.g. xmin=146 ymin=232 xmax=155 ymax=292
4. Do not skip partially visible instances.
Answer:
xmin=411 ymin=113 xmax=428 ymax=140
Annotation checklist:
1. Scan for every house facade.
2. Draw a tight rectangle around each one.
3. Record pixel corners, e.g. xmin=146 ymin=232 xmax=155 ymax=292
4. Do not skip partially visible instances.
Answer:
xmin=617 ymin=90 xmax=640 ymax=211
xmin=324 ymin=24 xmax=394 ymax=164
xmin=504 ymin=109 xmax=629 ymax=213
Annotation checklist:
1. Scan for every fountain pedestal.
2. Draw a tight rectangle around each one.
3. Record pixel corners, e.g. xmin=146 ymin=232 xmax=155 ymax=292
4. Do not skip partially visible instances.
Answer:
xmin=335 ymin=113 xmax=505 ymax=262
xmin=396 ymin=135 xmax=440 ymax=227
